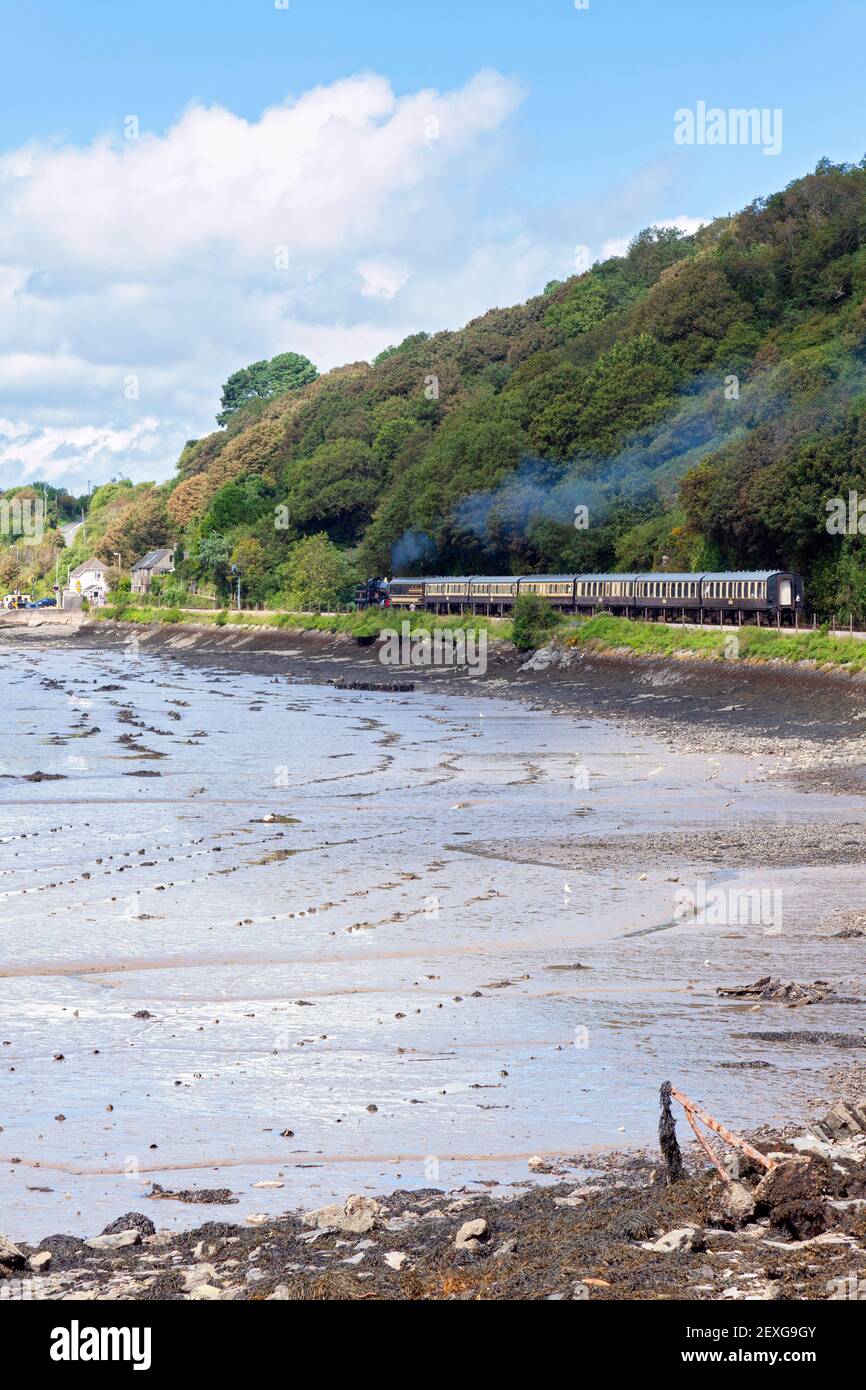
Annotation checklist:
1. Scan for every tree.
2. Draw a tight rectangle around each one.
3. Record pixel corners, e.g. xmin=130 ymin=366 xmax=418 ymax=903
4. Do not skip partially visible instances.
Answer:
xmin=99 ymin=490 xmax=174 ymax=566
xmin=196 ymin=533 xmax=232 ymax=588
xmin=284 ymin=439 xmax=379 ymax=542
xmin=229 ymin=537 xmax=267 ymax=603
xmin=511 ymin=594 xmax=563 ymax=651
xmin=283 ymin=533 xmax=356 ymax=610
xmin=217 ymin=352 xmax=318 ymax=426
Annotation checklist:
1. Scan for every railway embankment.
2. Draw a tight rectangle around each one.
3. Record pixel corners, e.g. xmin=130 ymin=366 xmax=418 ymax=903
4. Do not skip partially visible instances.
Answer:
xmin=6 ymin=605 xmax=866 ymax=675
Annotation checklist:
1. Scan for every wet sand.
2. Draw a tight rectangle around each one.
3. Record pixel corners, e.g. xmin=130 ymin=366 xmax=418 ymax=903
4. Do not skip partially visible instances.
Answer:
xmin=1 ymin=624 xmax=865 ymax=1258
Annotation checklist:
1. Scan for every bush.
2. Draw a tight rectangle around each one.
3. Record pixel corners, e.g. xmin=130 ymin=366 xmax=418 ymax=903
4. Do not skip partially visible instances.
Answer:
xmin=214 ymin=609 xmax=228 ymax=626
xmin=159 ymin=608 xmax=182 ymax=624
xmin=511 ymin=594 xmax=564 ymax=650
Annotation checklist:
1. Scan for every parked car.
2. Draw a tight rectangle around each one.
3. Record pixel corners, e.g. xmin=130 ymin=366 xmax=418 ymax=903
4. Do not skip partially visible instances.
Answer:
xmin=35 ymin=597 xmax=57 ymax=607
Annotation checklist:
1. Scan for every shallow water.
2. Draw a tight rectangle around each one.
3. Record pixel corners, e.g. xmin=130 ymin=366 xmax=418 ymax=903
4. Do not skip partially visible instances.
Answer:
xmin=1 ymin=641 xmax=865 ymax=1239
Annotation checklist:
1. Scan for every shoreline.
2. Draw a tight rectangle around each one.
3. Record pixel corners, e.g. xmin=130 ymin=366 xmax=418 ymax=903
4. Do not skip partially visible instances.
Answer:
xmin=4 ymin=1109 xmax=865 ymax=1302
xmin=3 ymin=623 xmax=866 ymax=1300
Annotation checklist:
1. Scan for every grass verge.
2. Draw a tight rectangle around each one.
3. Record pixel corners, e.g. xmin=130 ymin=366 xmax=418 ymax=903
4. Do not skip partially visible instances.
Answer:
xmin=562 ymin=613 xmax=866 ymax=671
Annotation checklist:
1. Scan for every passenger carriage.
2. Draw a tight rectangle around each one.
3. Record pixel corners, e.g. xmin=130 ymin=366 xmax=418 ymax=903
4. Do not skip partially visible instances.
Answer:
xmin=374 ymin=568 xmax=806 ymax=624
xmin=387 ymin=577 xmax=426 ymax=609
xmin=699 ymin=571 xmax=804 ymax=624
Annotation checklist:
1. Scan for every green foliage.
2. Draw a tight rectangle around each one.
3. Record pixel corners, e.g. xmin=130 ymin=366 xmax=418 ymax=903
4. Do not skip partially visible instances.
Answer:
xmin=544 ymin=275 xmax=612 ymax=338
xmin=216 ymin=351 xmax=318 ymax=426
xmin=201 ymin=475 xmax=272 ymax=534
xmin=511 ymin=593 xmax=564 ymax=650
xmin=283 ymin=439 xmax=379 ymax=542
xmin=195 ymin=533 xmax=232 ymax=589
xmin=278 ymin=532 xmax=358 ymax=610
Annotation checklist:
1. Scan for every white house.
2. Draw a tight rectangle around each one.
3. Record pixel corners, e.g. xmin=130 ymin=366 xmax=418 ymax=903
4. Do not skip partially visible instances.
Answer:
xmin=67 ymin=558 xmax=109 ymax=606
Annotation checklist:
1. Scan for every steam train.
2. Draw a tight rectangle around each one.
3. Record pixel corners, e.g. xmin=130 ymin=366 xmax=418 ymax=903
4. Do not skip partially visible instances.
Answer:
xmin=358 ymin=571 xmax=805 ymax=624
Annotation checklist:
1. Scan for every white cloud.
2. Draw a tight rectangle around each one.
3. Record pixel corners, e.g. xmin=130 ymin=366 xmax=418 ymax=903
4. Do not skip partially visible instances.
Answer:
xmin=0 ymin=68 xmax=704 ymax=494
xmin=0 ymin=70 xmax=526 ymax=488
xmin=357 ymin=260 xmax=411 ymax=300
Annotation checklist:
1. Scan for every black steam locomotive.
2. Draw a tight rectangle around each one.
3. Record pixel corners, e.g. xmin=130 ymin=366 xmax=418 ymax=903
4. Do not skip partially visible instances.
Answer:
xmin=354 ymin=577 xmax=391 ymax=608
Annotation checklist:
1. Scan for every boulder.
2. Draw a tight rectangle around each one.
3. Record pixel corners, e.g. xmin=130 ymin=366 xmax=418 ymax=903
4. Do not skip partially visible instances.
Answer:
xmin=754 ymin=1158 xmax=828 ymax=1239
xmin=455 ymin=1218 xmax=489 ymax=1252
xmin=0 ymin=1233 xmax=24 ymax=1269
xmin=641 ymin=1225 xmax=705 ymax=1254
xmin=711 ymin=1181 xmax=756 ymax=1228
xmin=84 ymin=1229 xmax=142 ymax=1251
xmin=100 ymin=1212 xmax=155 ymax=1238
xmin=302 ymin=1194 xmax=382 ymax=1235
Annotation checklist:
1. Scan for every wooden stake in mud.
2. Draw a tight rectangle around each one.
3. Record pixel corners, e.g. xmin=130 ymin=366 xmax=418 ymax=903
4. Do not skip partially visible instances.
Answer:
xmin=665 ymin=1083 xmax=776 ymax=1182
xmin=658 ymin=1081 xmax=684 ymax=1185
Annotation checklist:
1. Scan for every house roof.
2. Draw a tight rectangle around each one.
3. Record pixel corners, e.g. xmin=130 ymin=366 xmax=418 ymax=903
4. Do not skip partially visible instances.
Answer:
xmin=132 ymin=548 xmax=174 ymax=571
xmin=68 ymin=558 xmax=108 ymax=578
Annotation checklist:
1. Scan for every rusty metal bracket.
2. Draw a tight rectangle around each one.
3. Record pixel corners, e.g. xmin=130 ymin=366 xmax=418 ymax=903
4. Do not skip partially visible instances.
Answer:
xmin=670 ymin=1084 xmax=776 ymax=1180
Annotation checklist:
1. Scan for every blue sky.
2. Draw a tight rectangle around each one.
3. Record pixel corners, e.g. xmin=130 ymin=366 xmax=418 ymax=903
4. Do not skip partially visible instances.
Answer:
xmin=1 ymin=0 xmax=864 ymax=490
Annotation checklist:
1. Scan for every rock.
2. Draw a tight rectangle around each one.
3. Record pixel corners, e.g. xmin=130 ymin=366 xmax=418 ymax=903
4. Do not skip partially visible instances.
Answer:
xmin=384 ymin=1251 xmax=407 ymax=1271
xmin=267 ymin=1285 xmax=290 ymax=1300
xmin=100 ymin=1212 xmax=155 ymax=1238
xmin=527 ymin=1155 xmax=559 ymax=1173
xmin=455 ymin=1218 xmax=489 ymax=1251
xmin=84 ymin=1229 xmax=142 ymax=1251
xmin=813 ymin=1097 xmax=866 ymax=1142
xmin=188 ymin=1283 xmax=222 ymax=1300
xmin=493 ymin=1238 xmax=517 ymax=1258
xmin=29 ymin=1250 xmax=52 ymax=1271
xmin=641 ymin=1225 xmax=705 ymax=1254
xmin=0 ymin=1233 xmax=25 ymax=1268
xmin=715 ymin=1181 xmax=756 ymax=1227
xmin=754 ymin=1158 xmax=828 ymax=1239
xmin=302 ymin=1194 xmax=382 ymax=1235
